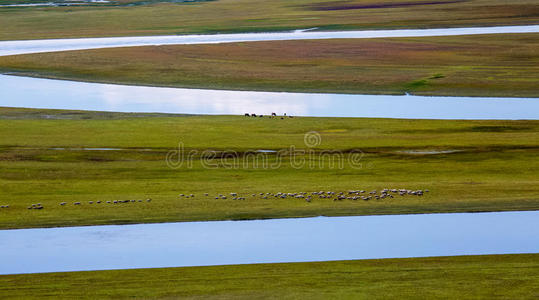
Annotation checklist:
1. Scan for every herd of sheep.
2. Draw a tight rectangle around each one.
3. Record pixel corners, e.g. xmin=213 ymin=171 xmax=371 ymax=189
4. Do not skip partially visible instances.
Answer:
xmin=1 ymin=189 xmax=428 ymax=210
xmin=7 ymin=199 xmax=154 ymax=210
xmin=179 ymin=188 xmax=428 ymax=202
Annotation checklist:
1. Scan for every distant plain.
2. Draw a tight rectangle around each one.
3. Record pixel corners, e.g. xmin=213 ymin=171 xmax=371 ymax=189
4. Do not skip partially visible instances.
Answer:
xmin=0 ymin=0 xmax=538 ymax=40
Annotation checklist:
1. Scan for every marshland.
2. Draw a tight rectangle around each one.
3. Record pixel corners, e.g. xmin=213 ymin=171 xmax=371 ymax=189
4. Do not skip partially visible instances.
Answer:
xmin=0 ymin=0 xmax=538 ymax=297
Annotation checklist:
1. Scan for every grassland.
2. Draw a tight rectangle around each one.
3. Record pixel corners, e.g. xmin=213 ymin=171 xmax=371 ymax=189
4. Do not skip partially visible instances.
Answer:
xmin=1 ymin=254 xmax=538 ymax=299
xmin=0 ymin=107 xmax=538 ymax=229
xmin=1 ymin=33 xmax=538 ymax=97
xmin=0 ymin=0 xmax=538 ymax=41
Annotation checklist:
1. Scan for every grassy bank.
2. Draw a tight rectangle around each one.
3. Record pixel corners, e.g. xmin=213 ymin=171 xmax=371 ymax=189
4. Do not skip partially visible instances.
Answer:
xmin=1 ymin=254 xmax=538 ymax=299
xmin=0 ymin=107 xmax=538 ymax=229
xmin=0 ymin=0 xmax=538 ymax=41
xmin=1 ymin=34 xmax=538 ymax=97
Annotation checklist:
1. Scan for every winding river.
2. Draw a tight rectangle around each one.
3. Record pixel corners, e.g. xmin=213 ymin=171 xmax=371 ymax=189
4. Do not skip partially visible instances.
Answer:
xmin=1 ymin=25 xmax=539 ymax=56
xmin=1 ymin=211 xmax=538 ymax=275
xmin=0 ymin=26 xmax=538 ymax=275
xmin=1 ymin=74 xmax=538 ymax=119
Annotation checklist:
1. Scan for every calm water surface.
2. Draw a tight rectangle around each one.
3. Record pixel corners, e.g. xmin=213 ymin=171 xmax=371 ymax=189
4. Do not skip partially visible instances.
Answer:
xmin=0 ymin=211 xmax=538 ymax=275
xmin=1 ymin=75 xmax=538 ymax=119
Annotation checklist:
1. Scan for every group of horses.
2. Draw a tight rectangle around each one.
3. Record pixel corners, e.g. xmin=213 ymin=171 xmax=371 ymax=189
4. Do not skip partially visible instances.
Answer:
xmin=244 ymin=112 xmax=291 ymax=118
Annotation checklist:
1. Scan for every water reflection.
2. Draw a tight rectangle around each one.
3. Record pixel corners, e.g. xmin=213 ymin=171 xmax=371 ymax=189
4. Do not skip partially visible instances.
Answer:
xmin=0 ymin=211 xmax=537 ymax=275
xmin=1 ymin=75 xmax=538 ymax=119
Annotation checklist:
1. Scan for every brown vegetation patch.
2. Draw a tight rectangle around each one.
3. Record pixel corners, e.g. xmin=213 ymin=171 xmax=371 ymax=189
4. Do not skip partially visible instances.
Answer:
xmin=1 ymin=34 xmax=538 ymax=97
xmin=308 ymin=0 xmax=468 ymax=11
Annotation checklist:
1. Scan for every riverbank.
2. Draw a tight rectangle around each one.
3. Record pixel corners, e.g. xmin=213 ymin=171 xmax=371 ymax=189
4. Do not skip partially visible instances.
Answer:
xmin=1 ymin=254 xmax=538 ymax=299
xmin=1 ymin=33 xmax=538 ymax=97
xmin=0 ymin=107 xmax=537 ymax=229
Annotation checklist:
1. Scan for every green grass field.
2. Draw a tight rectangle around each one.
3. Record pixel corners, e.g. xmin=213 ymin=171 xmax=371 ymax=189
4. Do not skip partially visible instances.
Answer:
xmin=0 ymin=107 xmax=538 ymax=229
xmin=2 ymin=33 xmax=537 ymax=97
xmin=0 ymin=0 xmax=538 ymax=40
xmin=1 ymin=254 xmax=538 ymax=299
